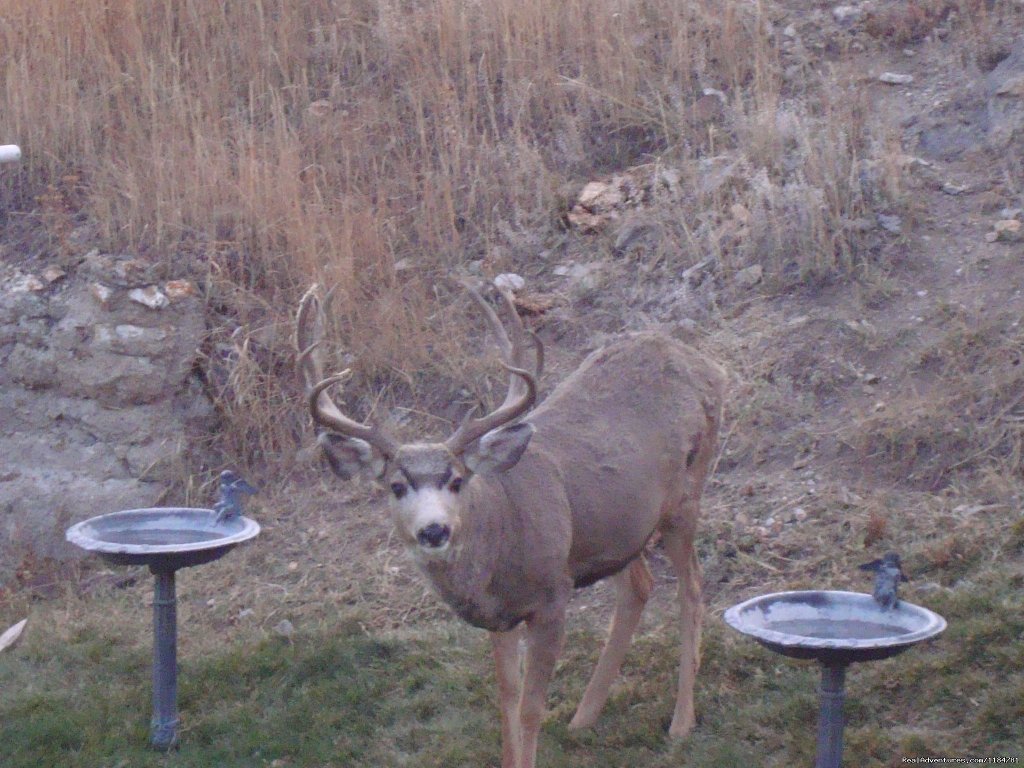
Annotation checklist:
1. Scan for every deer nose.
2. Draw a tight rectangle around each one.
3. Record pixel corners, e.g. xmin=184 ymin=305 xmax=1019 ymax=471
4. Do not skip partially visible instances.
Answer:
xmin=417 ymin=523 xmax=451 ymax=548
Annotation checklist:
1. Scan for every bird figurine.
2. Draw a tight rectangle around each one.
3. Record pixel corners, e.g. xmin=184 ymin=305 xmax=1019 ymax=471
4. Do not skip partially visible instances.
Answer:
xmin=213 ymin=470 xmax=258 ymax=523
xmin=858 ymin=552 xmax=908 ymax=610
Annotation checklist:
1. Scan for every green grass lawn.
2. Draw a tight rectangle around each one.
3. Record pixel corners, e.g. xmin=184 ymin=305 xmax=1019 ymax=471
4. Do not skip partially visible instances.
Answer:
xmin=2 ymin=563 xmax=1020 ymax=768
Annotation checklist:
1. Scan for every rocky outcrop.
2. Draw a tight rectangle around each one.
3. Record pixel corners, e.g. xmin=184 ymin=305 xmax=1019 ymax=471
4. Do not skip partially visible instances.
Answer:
xmin=0 ymin=252 xmax=214 ymax=582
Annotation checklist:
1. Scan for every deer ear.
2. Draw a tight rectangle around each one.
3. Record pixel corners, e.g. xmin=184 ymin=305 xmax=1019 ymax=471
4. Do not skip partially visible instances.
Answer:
xmin=318 ymin=432 xmax=387 ymax=479
xmin=463 ymin=422 xmax=534 ymax=476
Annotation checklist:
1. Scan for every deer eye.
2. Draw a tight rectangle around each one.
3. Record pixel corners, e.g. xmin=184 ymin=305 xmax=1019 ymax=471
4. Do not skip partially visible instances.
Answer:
xmin=390 ymin=482 xmax=407 ymax=499
xmin=448 ymin=477 xmax=463 ymax=494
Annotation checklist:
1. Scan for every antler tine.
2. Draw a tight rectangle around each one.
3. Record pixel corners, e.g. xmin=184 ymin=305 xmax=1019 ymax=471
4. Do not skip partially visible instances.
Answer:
xmin=295 ymin=284 xmax=397 ymax=459
xmin=445 ymin=361 xmax=537 ymax=456
xmin=444 ymin=280 xmax=542 ymax=455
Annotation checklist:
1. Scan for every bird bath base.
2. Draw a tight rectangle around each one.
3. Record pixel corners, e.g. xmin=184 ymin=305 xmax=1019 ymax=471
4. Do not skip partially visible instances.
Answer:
xmin=67 ymin=506 xmax=259 ymax=750
xmin=724 ymin=590 xmax=946 ymax=768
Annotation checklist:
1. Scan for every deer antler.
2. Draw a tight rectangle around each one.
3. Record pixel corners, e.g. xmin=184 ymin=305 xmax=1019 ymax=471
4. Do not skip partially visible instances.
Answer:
xmin=295 ymin=285 xmax=398 ymax=459
xmin=445 ymin=283 xmax=542 ymax=455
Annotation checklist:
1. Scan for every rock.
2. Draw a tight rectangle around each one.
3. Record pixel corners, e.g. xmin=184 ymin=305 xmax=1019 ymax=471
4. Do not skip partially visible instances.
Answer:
xmin=89 ymin=282 xmax=115 ymax=308
xmin=306 ymin=99 xmax=333 ymax=118
xmin=941 ymin=182 xmax=969 ymax=196
xmin=6 ymin=273 xmax=45 ymax=293
xmin=999 ymin=208 xmax=1022 ymax=221
xmin=993 ymin=219 xmax=1023 ymax=242
xmin=835 ymin=4 xmax=860 ymax=22
xmin=977 ymin=35 xmax=1024 ymax=151
xmin=1 ymin=271 xmax=211 ymax=582
xmin=164 ymin=280 xmax=197 ymax=301
xmin=42 ymin=266 xmax=66 ymax=284
xmin=833 ymin=5 xmax=862 ymax=23
xmin=0 ymin=619 xmax=27 ymax=653
xmin=493 ymin=273 xmax=525 ymax=292
xmin=734 ymin=264 xmax=763 ymax=289
xmin=878 ymin=72 xmax=914 ymax=85
xmin=274 ymin=619 xmax=296 ymax=639
xmin=128 ymin=286 xmax=169 ymax=310
xmin=876 ymin=213 xmax=903 ymax=234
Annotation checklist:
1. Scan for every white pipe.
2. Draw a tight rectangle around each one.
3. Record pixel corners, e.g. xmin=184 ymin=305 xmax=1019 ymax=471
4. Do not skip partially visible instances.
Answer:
xmin=0 ymin=145 xmax=22 ymax=164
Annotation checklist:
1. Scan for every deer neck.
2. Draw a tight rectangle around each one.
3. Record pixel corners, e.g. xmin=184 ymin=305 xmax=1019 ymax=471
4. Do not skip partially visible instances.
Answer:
xmin=416 ymin=475 xmax=529 ymax=632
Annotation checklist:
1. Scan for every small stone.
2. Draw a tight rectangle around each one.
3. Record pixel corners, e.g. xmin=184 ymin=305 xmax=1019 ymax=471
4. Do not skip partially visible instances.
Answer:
xmin=164 ymin=279 xmax=197 ymax=300
xmin=734 ymin=264 xmax=763 ymax=289
xmin=833 ymin=5 xmax=862 ymax=23
xmin=985 ymin=231 xmax=999 ymax=243
xmin=999 ymin=208 xmax=1022 ymax=221
xmin=873 ymin=401 xmax=887 ymax=412
xmin=0 ymin=619 xmax=28 ymax=653
xmin=42 ymin=266 xmax=66 ymax=284
xmin=993 ymin=219 xmax=1023 ymax=242
xmin=128 ymin=285 xmax=169 ymax=310
xmin=792 ymin=508 xmax=808 ymax=522
xmin=238 ymin=608 xmax=255 ymax=619
xmin=392 ymin=257 xmax=414 ymax=273
xmin=288 ymin=561 xmax=299 ymax=571
xmin=306 ymin=99 xmax=333 ymax=118
xmin=9 ymin=274 xmax=45 ymax=293
xmin=783 ymin=24 xmax=797 ymax=37
xmin=862 ymin=372 xmax=881 ymax=384
xmin=493 ymin=273 xmax=525 ymax=292
xmin=876 ymin=213 xmax=902 ymax=234
xmin=274 ymin=619 xmax=295 ymax=639
xmin=942 ymin=182 xmax=969 ymax=196
xmin=878 ymin=72 xmax=914 ymax=85
xmin=89 ymin=282 xmax=115 ymax=308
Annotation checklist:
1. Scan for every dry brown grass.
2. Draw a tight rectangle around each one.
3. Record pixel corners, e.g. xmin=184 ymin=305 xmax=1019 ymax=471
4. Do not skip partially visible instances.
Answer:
xmin=0 ymin=0 xmax=908 ymax=469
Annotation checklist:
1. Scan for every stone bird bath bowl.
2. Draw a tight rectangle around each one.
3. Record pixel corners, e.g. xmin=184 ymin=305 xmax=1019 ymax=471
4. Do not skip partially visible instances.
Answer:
xmin=724 ymin=590 xmax=946 ymax=767
xmin=67 ymin=502 xmax=259 ymax=750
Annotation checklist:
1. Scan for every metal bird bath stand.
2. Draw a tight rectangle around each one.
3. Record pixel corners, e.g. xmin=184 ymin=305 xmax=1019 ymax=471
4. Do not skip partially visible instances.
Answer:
xmin=65 ymin=474 xmax=259 ymax=750
xmin=724 ymin=590 xmax=946 ymax=768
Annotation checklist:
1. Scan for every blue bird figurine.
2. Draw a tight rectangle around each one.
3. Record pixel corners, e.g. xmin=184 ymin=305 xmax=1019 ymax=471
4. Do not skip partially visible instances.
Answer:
xmin=858 ymin=552 xmax=908 ymax=610
xmin=213 ymin=470 xmax=258 ymax=523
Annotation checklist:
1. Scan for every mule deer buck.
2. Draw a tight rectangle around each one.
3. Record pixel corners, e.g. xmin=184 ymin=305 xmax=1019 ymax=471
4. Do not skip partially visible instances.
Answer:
xmin=295 ymin=284 xmax=725 ymax=768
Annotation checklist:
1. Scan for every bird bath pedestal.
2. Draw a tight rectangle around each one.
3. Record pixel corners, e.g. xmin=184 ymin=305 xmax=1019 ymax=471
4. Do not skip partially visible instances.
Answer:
xmin=66 ymin=506 xmax=260 ymax=750
xmin=724 ymin=590 xmax=946 ymax=768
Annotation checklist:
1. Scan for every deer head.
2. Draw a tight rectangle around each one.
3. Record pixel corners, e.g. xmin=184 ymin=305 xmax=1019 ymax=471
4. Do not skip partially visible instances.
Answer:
xmin=295 ymin=284 xmax=543 ymax=556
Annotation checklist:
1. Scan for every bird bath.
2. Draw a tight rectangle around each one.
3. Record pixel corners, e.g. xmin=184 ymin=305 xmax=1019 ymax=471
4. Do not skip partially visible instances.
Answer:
xmin=67 ymin=498 xmax=259 ymax=750
xmin=724 ymin=590 xmax=946 ymax=767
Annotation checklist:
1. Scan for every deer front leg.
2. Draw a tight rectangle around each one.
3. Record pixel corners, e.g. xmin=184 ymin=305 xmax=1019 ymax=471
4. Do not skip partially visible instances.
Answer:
xmin=518 ymin=606 xmax=567 ymax=768
xmin=491 ymin=626 xmax=524 ymax=768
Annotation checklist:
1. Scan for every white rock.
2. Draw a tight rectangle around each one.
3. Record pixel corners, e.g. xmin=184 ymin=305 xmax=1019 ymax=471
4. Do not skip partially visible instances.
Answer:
xmin=0 ymin=619 xmax=27 ymax=653
xmin=734 ymin=264 xmax=763 ymax=289
xmin=128 ymin=285 xmax=169 ymax=310
xmin=274 ymin=619 xmax=295 ymax=639
xmin=877 ymin=213 xmax=903 ymax=234
xmin=879 ymin=72 xmax=914 ymax=85
xmin=89 ymin=282 xmax=115 ymax=308
xmin=42 ymin=266 xmax=67 ymax=284
xmin=833 ymin=5 xmax=862 ymax=23
xmin=8 ymin=274 xmax=45 ymax=293
xmin=493 ymin=273 xmax=525 ymax=292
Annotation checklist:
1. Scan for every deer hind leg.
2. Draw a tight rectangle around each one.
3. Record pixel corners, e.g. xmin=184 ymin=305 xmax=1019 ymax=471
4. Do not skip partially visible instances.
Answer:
xmin=491 ymin=625 xmax=525 ymax=768
xmin=660 ymin=509 xmax=703 ymax=738
xmin=569 ymin=556 xmax=653 ymax=730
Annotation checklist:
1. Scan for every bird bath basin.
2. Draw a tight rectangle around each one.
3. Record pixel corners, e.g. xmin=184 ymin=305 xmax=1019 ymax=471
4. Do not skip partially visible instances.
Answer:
xmin=724 ymin=590 xmax=946 ymax=767
xmin=66 ymin=483 xmax=259 ymax=751
xmin=66 ymin=507 xmax=259 ymax=570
